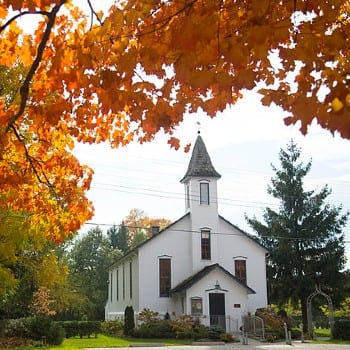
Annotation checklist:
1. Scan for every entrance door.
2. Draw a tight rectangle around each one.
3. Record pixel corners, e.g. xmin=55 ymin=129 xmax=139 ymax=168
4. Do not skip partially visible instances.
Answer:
xmin=209 ymin=293 xmax=226 ymax=331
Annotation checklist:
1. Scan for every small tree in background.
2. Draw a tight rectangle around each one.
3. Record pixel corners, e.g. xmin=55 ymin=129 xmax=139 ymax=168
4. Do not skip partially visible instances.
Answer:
xmin=30 ymin=286 xmax=56 ymax=317
xmin=124 ymin=306 xmax=135 ymax=336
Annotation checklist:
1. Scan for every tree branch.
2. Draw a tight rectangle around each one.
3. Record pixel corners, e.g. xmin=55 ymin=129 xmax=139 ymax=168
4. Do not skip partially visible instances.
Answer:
xmin=10 ymin=125 xmax=60 ymax=203
xmin=5 ymin=0 xmax=67 ymax=133
xmin=86 ymin=0 xmax=103 ymax=28
xmin=0 ymin=10 xmax=50 ymax=33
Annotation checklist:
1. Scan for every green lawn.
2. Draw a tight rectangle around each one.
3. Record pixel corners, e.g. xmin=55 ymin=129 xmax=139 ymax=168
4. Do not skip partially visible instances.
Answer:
xmin=49 ymin=335 xmax=191 ymax=350
xmin=314 ymin=328 xmax=331 ymax=337
xmin=10 ymin=332 xmax=350 ymax=349
xmin=312 ymin=328 xmax=350 ymax=345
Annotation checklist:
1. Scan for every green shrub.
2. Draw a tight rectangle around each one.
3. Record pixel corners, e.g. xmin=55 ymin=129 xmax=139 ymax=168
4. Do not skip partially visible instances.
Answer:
xmin=133 ymin=311 xmax=207 ymax=340
xmin=207 ymin=325 xmax=224 ymax=339
xmin=333 ymin=320 xmax=350 ymax=340
xmin=290 ymin=328 xmax=301 ymax=339
xmin=4 ymin=318 xmax=30 ymax=338
xmin=47 ymin=322 xmax=65 ymax=345
xmin=77 ymin=321 xmax=100 ymax=338
xmin=124 ymin=306 xmax=135 ymax=336
xmin=133 ymin=320 xmax=175 ymax=338
xmin=59 ymin=321 xmax=79 ymax=338
xmin=57 ymin=320 xmax=100 ymax=339
xmin=0 ymin=320 xmax=6 ymax=337
xmin=5 ymin=317 xmax=65 ymax=345
xmin=101 ymin=319 xmax=124 ymax=336
xmin=26 ymin=316 xmax=52 ymax=341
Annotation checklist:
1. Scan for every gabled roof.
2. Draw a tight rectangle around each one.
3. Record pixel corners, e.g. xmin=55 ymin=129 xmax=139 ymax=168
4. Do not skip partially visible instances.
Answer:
xmin=170 ymin=263 xmax=256 ymax=295
xmin=180 ymin=134 xmax=221 ymax=183
xmin=109 ymin=212 xmax=190 ymax=269
xmin=219 ymin=215 xmax=268 ymax=252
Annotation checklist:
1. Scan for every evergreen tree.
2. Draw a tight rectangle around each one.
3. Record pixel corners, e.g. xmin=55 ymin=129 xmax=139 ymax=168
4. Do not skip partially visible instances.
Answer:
xmin=107 ymin=225 xmax=118 ymax=249
xmin=116 ymin=223 xmax=129 ymax=254
xmin=246 ymin=141 xmax=348 ymax=331
xmin=124 ymin=305 xmax=135 ymax=336
xmin=107 ymin=223 xmax=128 ymax=254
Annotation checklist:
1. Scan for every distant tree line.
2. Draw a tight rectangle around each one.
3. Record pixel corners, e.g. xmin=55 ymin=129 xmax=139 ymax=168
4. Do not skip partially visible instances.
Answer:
xmin=0 ymin=209 xmax=170 ymax=321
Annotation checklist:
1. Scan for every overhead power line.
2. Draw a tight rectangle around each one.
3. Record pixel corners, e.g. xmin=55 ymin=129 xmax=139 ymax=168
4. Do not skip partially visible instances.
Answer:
xmin=83 ymin=221 xmax=350 ymax=244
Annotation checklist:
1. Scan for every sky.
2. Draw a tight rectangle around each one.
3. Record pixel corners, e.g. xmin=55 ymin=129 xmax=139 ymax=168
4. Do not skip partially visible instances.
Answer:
xmin=74 ymin=90 xmax=350 ymax=269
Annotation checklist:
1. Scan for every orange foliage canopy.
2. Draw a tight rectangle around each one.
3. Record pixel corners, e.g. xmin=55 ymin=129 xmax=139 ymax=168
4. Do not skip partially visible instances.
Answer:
xmin=0 ymin=0 xmax=349 ymax=241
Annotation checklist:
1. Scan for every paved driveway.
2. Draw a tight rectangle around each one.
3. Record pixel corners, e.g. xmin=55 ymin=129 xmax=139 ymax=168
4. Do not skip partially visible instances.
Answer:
xmin=89 ymin=339 xmax=350 ymax=350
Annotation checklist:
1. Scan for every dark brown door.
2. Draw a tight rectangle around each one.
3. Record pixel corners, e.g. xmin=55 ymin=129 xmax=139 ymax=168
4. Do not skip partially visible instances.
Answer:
xmin=209 ymin=293 xmax=226 ymax=331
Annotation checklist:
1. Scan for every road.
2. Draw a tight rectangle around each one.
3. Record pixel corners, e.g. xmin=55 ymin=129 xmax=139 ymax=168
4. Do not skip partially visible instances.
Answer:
xmin=89 ymin=338 xmax=350 ymax=349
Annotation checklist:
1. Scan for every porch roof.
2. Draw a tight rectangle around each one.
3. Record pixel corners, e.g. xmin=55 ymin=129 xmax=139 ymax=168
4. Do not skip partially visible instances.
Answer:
xmin=170 ymin=263 xmax=256 ymax=295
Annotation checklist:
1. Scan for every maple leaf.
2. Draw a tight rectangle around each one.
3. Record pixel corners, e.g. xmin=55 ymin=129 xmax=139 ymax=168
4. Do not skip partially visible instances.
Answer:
xmin=1 ymin=0 xmax=350 ymax=246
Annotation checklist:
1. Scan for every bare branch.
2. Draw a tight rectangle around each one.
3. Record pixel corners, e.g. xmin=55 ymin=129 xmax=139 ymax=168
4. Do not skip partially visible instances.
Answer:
xmin=5 ymin=0 xmax=67 ymax=133
xmin=0 ymin=10 xmax=50 ymax=33
xmin=10 ymin=125 xmax=60 ymax=203
xmin=86 ymin=0 xmax=103 ymax=28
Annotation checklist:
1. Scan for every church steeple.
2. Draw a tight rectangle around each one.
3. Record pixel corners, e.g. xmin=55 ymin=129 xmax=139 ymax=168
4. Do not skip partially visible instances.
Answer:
xmin=181 ymin=133 xmax=221 ymax=271
xmin=180 ymin=133 xmax=221 ymax=183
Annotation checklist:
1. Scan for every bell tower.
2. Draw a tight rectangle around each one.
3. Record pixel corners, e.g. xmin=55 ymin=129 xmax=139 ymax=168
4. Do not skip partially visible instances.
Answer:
xmin=180 ymin=132 xmax=221 ymax=271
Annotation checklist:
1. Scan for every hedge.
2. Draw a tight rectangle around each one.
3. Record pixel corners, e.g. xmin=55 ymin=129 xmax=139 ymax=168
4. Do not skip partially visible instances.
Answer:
xmin=333 ymin=320 xmax=350 ymax=340
xmin=58 ymin=321 xmax=101 ymax=338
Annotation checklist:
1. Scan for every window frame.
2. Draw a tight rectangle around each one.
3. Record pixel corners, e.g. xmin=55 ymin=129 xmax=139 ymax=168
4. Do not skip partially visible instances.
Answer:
xmin=200 ymin=182 xmax=209 ymax=205
xmin=159 ymin=257 xmax=171 ymax=297
xmin=186 ymin=183 xmax=190 ymax=209
xmin=191 ymin=297 xmax=203 ymax=316
xmin=129 ymin=261 xmax=133 ymax=299
xmin=110 ymin=272 xmax=113 ymax=302
xmin=235 ymin=259 xmax=247 ymax=285
xmin=201 ymin=229 xmax=211 ymax=260
xmin=116 ymin=269 xmax=119 ymax=301
xmin=122 ymin=264 xmax=125 ymax=300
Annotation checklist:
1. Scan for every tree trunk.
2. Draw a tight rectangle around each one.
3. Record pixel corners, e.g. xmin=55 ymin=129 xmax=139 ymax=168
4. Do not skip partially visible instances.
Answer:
xmin=301 ymin=298 xmax=308 ymax=334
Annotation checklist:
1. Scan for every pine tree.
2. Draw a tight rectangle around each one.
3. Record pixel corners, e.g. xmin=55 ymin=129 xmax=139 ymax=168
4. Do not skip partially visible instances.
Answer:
xmin=107 ymin=225 xmax=118 ymax=249
xmin=247 ymin=140 xmax=349 ymax=332
xmin=124 ymin=305 xmax=135 ymax=336
xmin=116 ymin=223 xmax=129 ymax=254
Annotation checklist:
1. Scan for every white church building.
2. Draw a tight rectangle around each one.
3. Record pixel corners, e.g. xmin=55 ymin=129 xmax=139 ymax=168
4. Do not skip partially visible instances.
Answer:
xmin=105 ymin=134 xmax=268 ymax=331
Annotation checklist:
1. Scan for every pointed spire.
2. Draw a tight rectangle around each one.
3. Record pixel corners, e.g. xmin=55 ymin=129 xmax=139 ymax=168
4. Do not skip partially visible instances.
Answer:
xmin=180 ymin=133 xmax=221 ymax=183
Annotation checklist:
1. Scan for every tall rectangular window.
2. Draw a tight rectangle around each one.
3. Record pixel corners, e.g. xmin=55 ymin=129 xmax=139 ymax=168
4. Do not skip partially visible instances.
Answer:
xmin=122 ymin=264 xmax=125 ymax=300
xmin=201 ymin=230 xmax=211 ymax=260
xmin=129 ymin=261 xmax=133 ymax=299
xmin=117 ymin=269 xmax=119 ymax=301
xmin=186 ymin=183 xmax=190 ymax=208
xmin=110 ymin=273 xmax=113 ymax=302
xmin=200 ymin=183 xmax=209 ymax=205
xmin=159 ymin=258 xmax=171 ymax=297
xmin=235 ymin=260 xmax=247 ymax=284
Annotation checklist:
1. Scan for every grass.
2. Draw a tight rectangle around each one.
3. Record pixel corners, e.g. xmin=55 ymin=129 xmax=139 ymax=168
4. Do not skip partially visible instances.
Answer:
xmin=9 ymin=331 xmax=350 ymax=349
xmin=312 ymin=328 xmax=350 ymax=345
xmin=48 ymin=334 xmax=191 ymax=350
xmin=314 ymin=328 xmax=331 ymax=337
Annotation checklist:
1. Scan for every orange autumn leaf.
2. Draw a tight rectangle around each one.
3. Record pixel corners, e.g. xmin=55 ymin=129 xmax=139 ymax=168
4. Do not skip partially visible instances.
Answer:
xmin=1 ymin=0 xmax=350 ymax=243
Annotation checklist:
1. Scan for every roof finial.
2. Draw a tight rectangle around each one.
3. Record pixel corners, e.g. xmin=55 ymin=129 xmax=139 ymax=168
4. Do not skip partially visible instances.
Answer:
xmin=196 ymin=121 xmax=201 ymax=134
